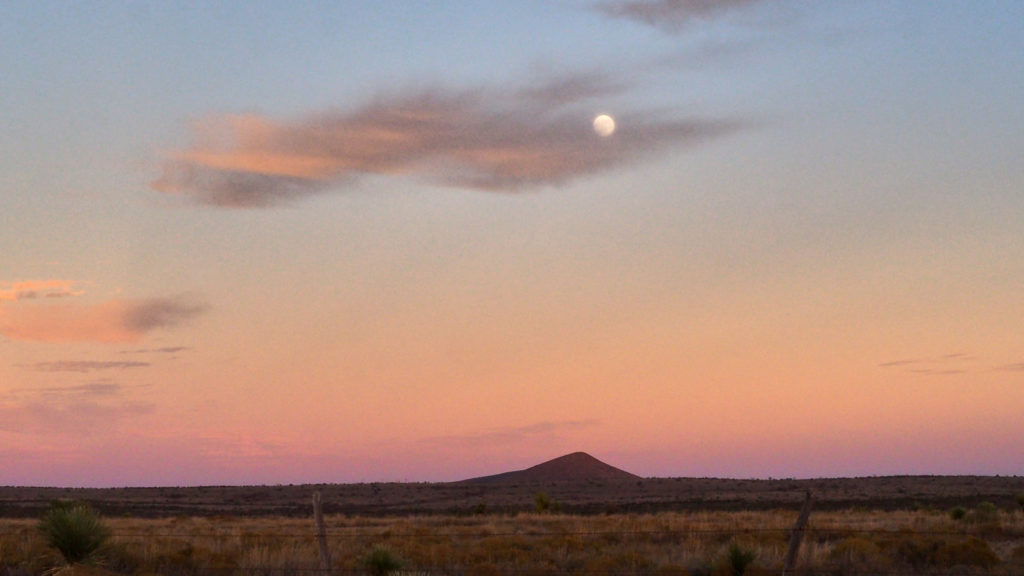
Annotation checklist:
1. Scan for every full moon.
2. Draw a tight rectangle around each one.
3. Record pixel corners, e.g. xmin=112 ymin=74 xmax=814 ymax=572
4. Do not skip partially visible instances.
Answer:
xmin=593 ymin=114 xmax=616 ymax=137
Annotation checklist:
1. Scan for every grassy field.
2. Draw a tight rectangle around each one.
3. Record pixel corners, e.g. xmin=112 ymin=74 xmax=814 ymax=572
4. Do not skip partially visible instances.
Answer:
xmin=3 ymin=503 xmax=1024 ymax=575
xmin=3 ymin=476 xmax=1024 ymax=575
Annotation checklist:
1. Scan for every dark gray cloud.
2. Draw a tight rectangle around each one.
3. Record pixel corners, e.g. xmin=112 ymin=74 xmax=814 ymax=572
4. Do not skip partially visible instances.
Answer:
xmin=154 ymin=73 xmax=738 ymax=208
xmin=595 ymin=0 xmax=763 ymax=31
xmin=26 ymin=360 xmax=151 ymax=373
xmin=122 ymin=296 xmax=208 ymax=332
xmin=0 ymin=294 xmax=208 ymax=343
xmin=517 ymin=71 xmax=627 ymax=107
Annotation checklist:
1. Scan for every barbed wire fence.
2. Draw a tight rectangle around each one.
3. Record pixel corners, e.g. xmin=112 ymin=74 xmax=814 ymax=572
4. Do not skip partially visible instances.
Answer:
xmin=6 ymin=491 xmax=1021 ymax=576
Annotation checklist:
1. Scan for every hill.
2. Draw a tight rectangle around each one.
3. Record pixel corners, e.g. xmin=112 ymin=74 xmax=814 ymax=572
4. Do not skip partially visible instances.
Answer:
xmin=462 ymin=451 xmax=640 ymax=483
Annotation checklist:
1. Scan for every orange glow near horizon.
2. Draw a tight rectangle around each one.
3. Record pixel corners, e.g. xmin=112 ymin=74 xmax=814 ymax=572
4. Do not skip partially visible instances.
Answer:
xmin=3 ymin=3 xmax=1023 ymax=487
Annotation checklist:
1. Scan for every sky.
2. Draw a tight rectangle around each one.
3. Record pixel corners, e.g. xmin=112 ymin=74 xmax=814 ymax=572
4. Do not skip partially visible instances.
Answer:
xmin=1 ymin=1 xmax=1022 ymax=487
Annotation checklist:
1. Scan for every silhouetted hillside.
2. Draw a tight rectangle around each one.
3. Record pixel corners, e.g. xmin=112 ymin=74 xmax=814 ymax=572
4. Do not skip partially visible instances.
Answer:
xmin=463 ymin=452 xmax=639 ymax=483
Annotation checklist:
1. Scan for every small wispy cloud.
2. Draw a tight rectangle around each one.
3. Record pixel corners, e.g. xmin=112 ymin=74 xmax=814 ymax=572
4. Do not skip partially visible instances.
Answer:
xmin=25 ymin=360 xmax=151 ymax=373
xmin=879 ymin=353 xmax=977 ymax=376
xmin=909 ymin=369 xmax=966 ymax=377
xmin=0 ymin=382 xmax=153 ymax=436
xmin=154 ymin=74 xmax=738 ymax=208
xmin=882 ymin=354 xmax=1024 ymax=377
xmin=31 ymin=381 xmax=128 ymax=397
xmin=424 ymin=419 xmax=601 ymax=448
xmin=0 ymin=400 xmax=155 ymax=436
xmin=122 ymin=298 xmax=206 ymax=332
xmin=595 ymin=0 xmax=763 ymax=32
xmin=123 ymin=346 xmax=191 ymax=355
xmin=0 ymin=295 xmax=207 ymax=344
xmin=0 ymin=280 xmax=82 ymax=302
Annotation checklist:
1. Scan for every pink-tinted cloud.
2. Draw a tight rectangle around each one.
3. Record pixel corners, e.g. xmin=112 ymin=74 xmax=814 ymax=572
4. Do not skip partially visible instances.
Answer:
xmin=154 ymin=75 xmax=737 ymax=207
xmin=0 ymin=392 xmax=153 ymax=437
xmin=595 ymin=0 xmax=763 ymax=31
xmin=122 ymin=346 xmax=191 ymax=355
xmin=0 ymin=296 xmax=206 ymax=343
xmin=878 ymin=353 xmax=980 ymax=376
xmin=25 ymin=360 xmax=151 ymax=373
xmin=423 ymin=419 xmax=601 ymax=448
xmin=0 ymin=280 xmax=82 ymax=301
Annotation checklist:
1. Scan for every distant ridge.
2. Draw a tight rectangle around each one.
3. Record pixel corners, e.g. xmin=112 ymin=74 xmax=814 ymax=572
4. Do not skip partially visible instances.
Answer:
xmin=463 ymin=452 xmax=640 ymax=483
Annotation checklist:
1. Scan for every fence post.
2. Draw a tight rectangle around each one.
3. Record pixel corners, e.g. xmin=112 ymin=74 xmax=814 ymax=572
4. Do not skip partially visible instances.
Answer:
xmin=313 ymin=491 xmax=332 ymax=575
xmin=781 ymin=490 xmax=813 ymax=576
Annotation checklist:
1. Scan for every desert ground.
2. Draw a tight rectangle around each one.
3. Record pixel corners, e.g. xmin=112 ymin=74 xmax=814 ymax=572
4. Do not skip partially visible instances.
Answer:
xmin=3 ymin=455 xmax=1023 ymax=575
xmin=2 ymin=474 xmax=1022 ymax=518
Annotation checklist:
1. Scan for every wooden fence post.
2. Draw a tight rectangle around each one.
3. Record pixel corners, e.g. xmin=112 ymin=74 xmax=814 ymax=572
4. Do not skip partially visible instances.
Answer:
xmin=313 ymin=491 xmax=332 ymax=575
xmin=781 ymin=490 xmax=813 ymax=576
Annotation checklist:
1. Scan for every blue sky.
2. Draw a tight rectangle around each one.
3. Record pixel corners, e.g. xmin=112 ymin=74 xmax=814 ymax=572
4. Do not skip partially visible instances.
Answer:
xmin=2 ymin=1 xmax=1023 ymax=486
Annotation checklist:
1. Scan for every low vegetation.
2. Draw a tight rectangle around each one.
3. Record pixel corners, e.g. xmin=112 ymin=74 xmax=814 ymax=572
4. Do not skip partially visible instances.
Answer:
xmin=3 ymin=505 xmax=1023 ymax=575
xmin=37 ymin=500 xmax=112 ymax=565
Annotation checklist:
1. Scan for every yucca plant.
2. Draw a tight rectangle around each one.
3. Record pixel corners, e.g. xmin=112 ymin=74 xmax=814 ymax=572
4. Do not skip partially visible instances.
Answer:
xmin=363 ymin=546 xmax=403 ymax=576
xmin=38 ymin=501 xmax=111 ymax=565
xmin=725 ymin=542 xmax=756 ymax=576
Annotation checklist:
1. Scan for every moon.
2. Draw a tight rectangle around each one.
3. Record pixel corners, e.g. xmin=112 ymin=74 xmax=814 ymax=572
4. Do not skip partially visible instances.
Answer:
xmin=593 ymin=114 xmax=616 ymax=137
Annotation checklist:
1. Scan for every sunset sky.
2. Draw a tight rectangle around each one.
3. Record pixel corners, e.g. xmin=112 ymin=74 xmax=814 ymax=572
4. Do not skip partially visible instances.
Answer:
xmin=2 ymin=1 xmax=1022 ymax=487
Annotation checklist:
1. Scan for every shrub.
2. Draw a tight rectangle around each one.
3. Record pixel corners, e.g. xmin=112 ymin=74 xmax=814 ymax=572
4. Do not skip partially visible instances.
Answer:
xmin=1016 ymin=493 xmax=1024 ymax=513
xmin=534 ymin=492 xmax=551 ymax=513
xmin=363 ymin=546 xmax=404 ymax=576
xmin=724 ymin=543 xmax=756 ymax=576
xmin=934 ymin=537 xmax=1000 ymax=570
xmin=884 ymin=531 xmax=941 ymax=571
xmin=950 ymin=506 xmax=967 ymax=520
xmin=38 ymin=501 xmax=111 ymax=565
xmin=827 ymin=537 xmax=890 ymax=575
xmin=968 ymin=501 xmax=999 ymax=523
xmin=533 ymin=492 xmax=560 ymax=513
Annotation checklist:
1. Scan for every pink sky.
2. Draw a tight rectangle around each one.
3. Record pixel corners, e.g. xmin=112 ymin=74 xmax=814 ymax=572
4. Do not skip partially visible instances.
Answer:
xmin=2 ymin=2 xmax=1023 ymax=486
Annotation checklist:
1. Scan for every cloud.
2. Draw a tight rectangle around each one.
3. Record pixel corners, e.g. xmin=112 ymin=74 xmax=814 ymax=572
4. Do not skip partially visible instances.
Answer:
xmin=0 ymin=280 xmax=82 ymax=301
xmin=995 ymin=362 xmax=1024 ymax=372
xmin=25 ymin=361 xmax=151 ymax=373
xmin=424 ymin=419 xmax=601 ymax=448
xmin=879 ymin=353 xmax=980 ymax=376
xmin=123 ymin=346 xmax=191 ymax=355
xmin=154 ymin=75 xmax=737 ymax=207
xmin=0 ymin=381 xmax=153 ymax=436
xmin=0 ymin=397 xmax=154 ymax=436
xmin=909 ymin=369 xmax=966 ymax=377
xmin=0 ymin=296 xmax=207 ymax=343
xmin=595 ymin=0 xmax=763 ymax=31
xmin=30 ymin=381 xmax=127 ymax=397
xmin=122 ymin=298 xmax=207 ymax=332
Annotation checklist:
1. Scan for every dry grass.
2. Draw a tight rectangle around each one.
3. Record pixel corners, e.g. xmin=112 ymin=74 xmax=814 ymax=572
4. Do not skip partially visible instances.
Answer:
xmin=3 ymin=507 xmax=1023 ymax=575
